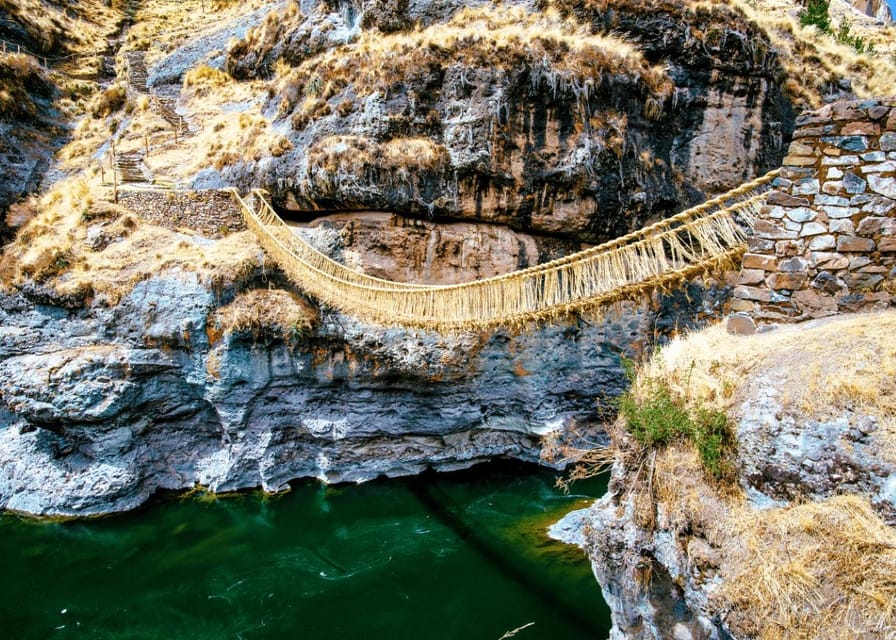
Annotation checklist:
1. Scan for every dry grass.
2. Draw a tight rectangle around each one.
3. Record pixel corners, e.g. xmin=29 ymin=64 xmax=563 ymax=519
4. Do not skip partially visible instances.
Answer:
xmin=183 ymin=64 xmax=231 ymax=94
xmin=212 ymin=288 xmax=318 ymax=340
xmin=0 ymin=0 xmax=123 ymax=57
xmin=625 ymin=441 xmax=896 ymax=640
xmin=124 ymin=0 xmax=268 ymax=62
xmin=717 ymin=495 xmax=896 ymax=640
xmin=734 ymin=0 xmax=896 ymax=107
xmin=272 ymin=4 xmax=672 ymax=126
xmin=226 ymin=0 xmax=303 ymax=76
xmin=0 ymin=174 xmax=262 ymax=306
xmin=641 ymin=311 xmax=896 ymax=460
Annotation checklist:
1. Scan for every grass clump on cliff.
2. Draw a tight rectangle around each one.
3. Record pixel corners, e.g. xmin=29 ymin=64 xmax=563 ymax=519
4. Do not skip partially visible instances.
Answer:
xmin=799 ymin=0 xmax=832 ymax=32
xmin=586 ymin=312 xmax=896 ymax=640
xmin=212 ymin=289 xmax=318 ymax=343
xmin=271 ymin=4 xmax=672 ymax=127
xmin=0 ymin=0 xmax=123 ymax=57
xmin=618 ymin=358 xmax=734 ymax=481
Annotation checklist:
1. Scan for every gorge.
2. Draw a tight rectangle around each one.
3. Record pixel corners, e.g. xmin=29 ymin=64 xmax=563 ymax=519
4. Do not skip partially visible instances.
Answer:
xmin=1 ymin=0 xmax=896 ymax=638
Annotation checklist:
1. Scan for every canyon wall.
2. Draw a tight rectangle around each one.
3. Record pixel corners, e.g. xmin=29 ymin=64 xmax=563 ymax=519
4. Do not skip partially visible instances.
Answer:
xmin=223 ymin=0 xmax=793 ymax=244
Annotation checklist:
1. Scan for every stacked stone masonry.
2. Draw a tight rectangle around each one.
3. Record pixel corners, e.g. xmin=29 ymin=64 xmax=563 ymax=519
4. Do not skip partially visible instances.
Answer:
xmin=118 ymin=189 xmax=246 ymax=238
xmin=733 ymin=98 xmax=896 ymax=324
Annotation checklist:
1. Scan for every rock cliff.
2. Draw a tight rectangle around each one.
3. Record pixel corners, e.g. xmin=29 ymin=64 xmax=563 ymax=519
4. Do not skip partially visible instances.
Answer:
xmin=221 ymin=0 xmax=793 ymax=243
xmin=0 ymin=0 xmax=125 ymax=240
xmin=0 ymin=269 xmax=699 ymax=516
xmin=553 ymin=311 xmax=896 ymax=640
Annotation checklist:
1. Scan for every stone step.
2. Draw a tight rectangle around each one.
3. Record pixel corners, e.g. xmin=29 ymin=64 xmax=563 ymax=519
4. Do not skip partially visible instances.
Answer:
xmin=150 ymin=95 xmax=188 ymax=135
xmin=115 ymin=152 xmax=152 ymax=183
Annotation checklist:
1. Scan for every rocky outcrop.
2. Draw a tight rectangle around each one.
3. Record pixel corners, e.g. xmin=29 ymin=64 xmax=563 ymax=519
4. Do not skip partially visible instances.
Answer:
xmin=220 ymin=0 xmax=793 ymax=244
xmin=0 ymin=268 xmax=644 ymax=516
xmin=301 ymin=211 xmax=583 ymax=284
xmin=554 ymin=312 xmax=896 ymax=639
xmin=849 ymin=0 xmax=893 ymax=23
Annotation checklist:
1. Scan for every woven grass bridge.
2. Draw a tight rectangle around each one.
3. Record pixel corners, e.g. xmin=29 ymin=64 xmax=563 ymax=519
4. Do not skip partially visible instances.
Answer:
xmin=231 ymin=170 xmax=779 ymax=331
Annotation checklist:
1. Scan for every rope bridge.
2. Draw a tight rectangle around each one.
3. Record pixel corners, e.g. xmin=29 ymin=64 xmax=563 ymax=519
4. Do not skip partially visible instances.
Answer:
xmin=231 ymin=170 xmax=779 ymax=331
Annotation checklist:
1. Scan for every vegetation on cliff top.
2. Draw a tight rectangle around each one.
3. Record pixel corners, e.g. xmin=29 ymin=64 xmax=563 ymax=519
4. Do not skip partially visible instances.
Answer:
xmin=569 ymin=312 xmax=896 ymax=639
xmin=272 ymin=4 xmax=673 ymax=128
xmin=549 ymin=0 xmax=896 ymax=108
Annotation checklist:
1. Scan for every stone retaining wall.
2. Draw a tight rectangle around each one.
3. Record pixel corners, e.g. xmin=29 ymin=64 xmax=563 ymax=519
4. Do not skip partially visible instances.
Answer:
xmin=118 ymin=189 xmax=246 ymax=238
xmin=732 ymin=98 xmax=896 ymax=325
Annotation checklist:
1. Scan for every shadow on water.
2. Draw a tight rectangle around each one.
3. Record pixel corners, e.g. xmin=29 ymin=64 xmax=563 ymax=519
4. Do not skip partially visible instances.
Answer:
xmin=0 ymin=460 xmax=611 ymax=639
xmin=407 ymin=464 xmax=606 ymax=637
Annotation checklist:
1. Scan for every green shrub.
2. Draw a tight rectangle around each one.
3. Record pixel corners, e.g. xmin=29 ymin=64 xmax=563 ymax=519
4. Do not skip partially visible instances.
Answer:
xmin=835 ymin=20 xmax=872 ymax=54
xmin=799 ymin=2 xmax=871 ymax=53
xmin=618 ymin=358 xmax=734 ymax=481
xmin=799 ymin=0 xmax=831 ymax=33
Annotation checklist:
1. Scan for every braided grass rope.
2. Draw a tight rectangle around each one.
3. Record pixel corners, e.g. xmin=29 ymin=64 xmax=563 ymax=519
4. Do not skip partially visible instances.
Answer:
xmin=232 ymin=169 xmax=778 ymax=332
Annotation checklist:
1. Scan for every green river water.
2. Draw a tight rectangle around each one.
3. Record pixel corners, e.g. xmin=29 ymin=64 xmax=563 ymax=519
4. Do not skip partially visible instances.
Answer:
xmin=0 ymin=462 xmax=611 ymax=639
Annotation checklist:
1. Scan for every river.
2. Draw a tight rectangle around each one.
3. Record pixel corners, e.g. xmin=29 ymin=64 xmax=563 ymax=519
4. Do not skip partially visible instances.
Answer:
xmin=0 ymin=461 xmax=611 ymax=639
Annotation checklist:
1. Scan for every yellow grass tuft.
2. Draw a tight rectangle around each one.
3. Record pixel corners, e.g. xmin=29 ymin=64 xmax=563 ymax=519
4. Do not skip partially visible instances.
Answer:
xmin=212 ymin=289 xmax=318 ymax=340
xmin=0 ymin=53 xmax=50 ymax=119
xmin=183 ymin=64 xmax=232 ymax=92
xmin=0 ymin=0 xmax=122 ymax=57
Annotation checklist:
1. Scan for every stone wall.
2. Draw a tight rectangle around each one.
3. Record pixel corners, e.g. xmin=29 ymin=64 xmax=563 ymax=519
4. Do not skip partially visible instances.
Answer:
xmin=118 ymin=189 xmax=246 ymax=238
xmin=731 ymin=98 xmax=896 ymax=325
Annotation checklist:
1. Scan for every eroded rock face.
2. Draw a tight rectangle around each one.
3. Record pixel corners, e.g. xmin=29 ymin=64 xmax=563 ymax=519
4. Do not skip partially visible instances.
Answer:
xmin=0 ymin=66 xmax=60 ymax=242
xmin=557 ymin=0 xmax=794 ymax=196
xmin=222 ymin=0 xmax=793 ymax=244
xmin=553 ymin=363 xmax=896 ymax=640
xmin=297 ymin=211 xmax=583 ymax=284
xmin=0 ymin=270 xmax=643 ymax=516
xmin=0 ymin=232 xmax=732 ymax=518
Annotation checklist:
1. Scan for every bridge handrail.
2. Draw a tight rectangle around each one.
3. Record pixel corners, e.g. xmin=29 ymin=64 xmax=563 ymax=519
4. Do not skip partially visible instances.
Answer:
xmin=231 ymin=170 xmax=778 ymax=330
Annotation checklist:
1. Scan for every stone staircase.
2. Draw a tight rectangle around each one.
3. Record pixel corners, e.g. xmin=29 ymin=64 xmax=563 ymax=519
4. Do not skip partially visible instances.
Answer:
xmin=124 ymin=51 xmax=148 ymax=93
xmin=115 ymin=152 xmax=153 ymax=183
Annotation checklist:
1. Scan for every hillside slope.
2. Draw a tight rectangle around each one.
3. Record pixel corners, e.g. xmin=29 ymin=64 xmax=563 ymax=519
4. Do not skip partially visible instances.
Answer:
xmin=0 ymin=0 xmax=127 ymax=240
